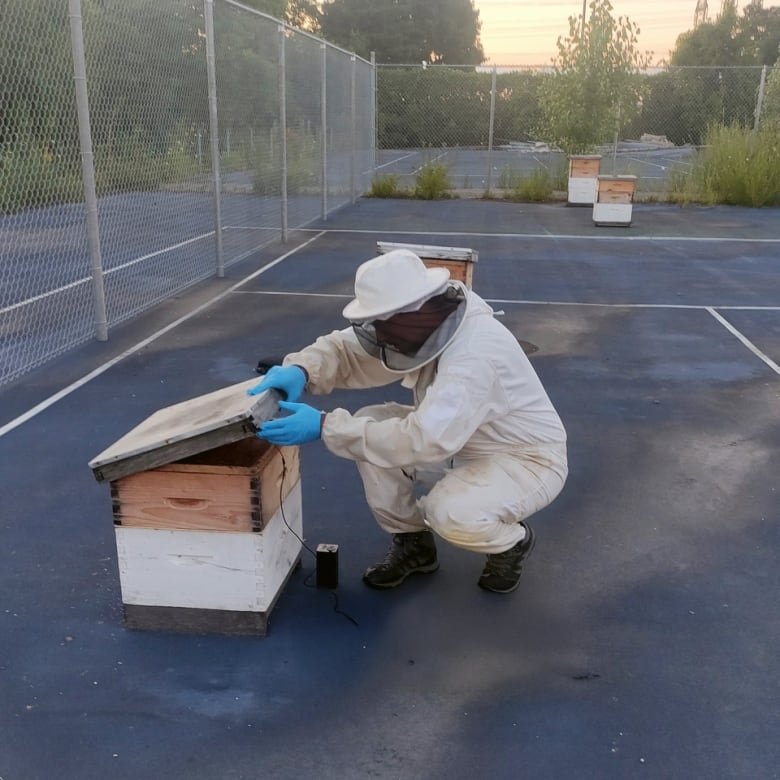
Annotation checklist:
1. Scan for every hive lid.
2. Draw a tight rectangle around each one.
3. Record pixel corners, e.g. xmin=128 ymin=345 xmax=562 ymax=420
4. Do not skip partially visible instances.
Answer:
xmin=88 ymin=379 xmax=281 ymax=483
xmin=376 ymin=241 xmax=478 ymax=264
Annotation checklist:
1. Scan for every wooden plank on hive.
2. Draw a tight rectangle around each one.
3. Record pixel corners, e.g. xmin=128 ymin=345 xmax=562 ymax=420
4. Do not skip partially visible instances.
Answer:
xmin=569 ymin=155 xmax=601 ymax=178
xmin=376 ymin=240 xmax=478 ymax=263
xmin=112 ymin=441 xmax=299 ymax=533
xmin=89 ymin=379 xmax=281 ymax=483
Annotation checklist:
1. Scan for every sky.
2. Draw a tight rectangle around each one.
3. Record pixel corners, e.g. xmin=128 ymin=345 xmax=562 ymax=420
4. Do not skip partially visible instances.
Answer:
xmin=476 ymin=0 xmax=701 ymax=66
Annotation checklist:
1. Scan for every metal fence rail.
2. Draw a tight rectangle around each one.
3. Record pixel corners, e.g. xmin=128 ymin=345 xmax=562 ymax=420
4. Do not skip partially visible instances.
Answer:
xmin=0 ymin=0 xmax=374 ymax=388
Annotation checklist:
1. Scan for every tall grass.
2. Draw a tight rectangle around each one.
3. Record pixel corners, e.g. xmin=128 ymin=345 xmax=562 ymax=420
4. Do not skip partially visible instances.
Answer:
xmin=370 ymin=173 xmax=403 ymax=198
xmin=508 ymin=169 xmax=554 ymax=202
xmin=414 ymin=162 xmax=451 ymax=199
xmin=670 ymin=123 xmax=780 ymax=207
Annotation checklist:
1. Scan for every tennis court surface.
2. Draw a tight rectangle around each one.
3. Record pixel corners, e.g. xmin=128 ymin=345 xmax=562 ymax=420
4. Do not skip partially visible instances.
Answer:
xmin=1 ymin=199 xmax=778 ymax=779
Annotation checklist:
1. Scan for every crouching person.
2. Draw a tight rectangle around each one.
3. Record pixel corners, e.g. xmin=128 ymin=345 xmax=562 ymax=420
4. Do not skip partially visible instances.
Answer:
xmin=249 ymin=249 xmax=568 ymax=593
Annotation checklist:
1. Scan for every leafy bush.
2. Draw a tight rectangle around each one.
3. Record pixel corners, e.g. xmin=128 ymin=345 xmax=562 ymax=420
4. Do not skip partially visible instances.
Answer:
xmin=668 ymin=123 xmax=780 ymax=206
xmin=370 ymin=173 xmax=403 ymax=197
xmin=508 ymin=169 xmax=554 ymax=202
xmin=497 ymin=167 xmax=521 ymax=189
xmin=413 ymin=162 xmax=452 ymax=199
xmin=378 ymin=67 xmax=544 ymax=149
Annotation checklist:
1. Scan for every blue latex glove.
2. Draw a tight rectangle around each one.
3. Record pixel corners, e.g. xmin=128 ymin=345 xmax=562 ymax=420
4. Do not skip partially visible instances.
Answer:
xmin=247 ymin=364 xmax=306 ymax=402
xmin=258 ymin=400 xmax=323 ymax=445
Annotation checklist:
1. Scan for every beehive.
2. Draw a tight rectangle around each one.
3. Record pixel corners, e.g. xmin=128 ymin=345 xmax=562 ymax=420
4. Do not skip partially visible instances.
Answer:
xmin=567 ymin=155 xmax=602 ymax=205
xmin=593 ymin=174 xmax=638 ymax=227
xmin=89 ymin=380 xmax=301 ymax=636
xmin=377 ymin=241 xmax=478 ymax=289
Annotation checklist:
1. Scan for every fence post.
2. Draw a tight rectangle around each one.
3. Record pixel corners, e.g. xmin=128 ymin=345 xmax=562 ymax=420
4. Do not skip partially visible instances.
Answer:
xmin=486 ymin=65 xmax=497 ymax=194
xmin=350 ymin=55 xmax=357 ymax=203
xmin=204 ymin=0 xmax=224 ymax=277
xmin=321 ymin=43 xmax=328 ymax=220
xmin=278 ymin=25 xmax=288 ymax=242
xmin=67 ymin=0 xmax=107 ymax=342
xmin=754 ymin=65 xmax=768 ymax=130
xmin=370 ymin=51 xmax=377 ymax=171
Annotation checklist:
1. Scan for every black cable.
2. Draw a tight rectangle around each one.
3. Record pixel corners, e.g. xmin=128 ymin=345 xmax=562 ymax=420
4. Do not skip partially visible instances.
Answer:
xmin=276 ymin=447 xmax=359 ymax=628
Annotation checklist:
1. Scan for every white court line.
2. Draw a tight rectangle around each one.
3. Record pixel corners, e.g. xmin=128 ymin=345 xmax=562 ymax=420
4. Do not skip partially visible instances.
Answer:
xmin=223 ymin=225 xmax=280 ymax=232
xmin=236 ymin=291 xmax=780 ymax=374
xmin=707 ymin=307 xmax=780 ymax=376
xmin=621 ymin=155 xmax=669 ymax=171
xmin=411 ymin=151 xmax=448 ymax=175
xmin=0 ymin=231 xmax=326 ymax=439
xmin=298 ymin=227 xmax=780 ymax=244
xmin=1 ymin=277 xmax=90 ymax=315
xmin=0 ymin=231 xmax=216 ymax=316
xmin=374 ymin=152 xmax=418 ymax=171
xmin=236 ymin=290 xmax=780 ymax=312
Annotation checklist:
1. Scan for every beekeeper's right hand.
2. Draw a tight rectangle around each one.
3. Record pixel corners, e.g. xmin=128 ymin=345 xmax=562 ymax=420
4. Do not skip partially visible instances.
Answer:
xmin=247 ymin=364 xmax=307 ymax=402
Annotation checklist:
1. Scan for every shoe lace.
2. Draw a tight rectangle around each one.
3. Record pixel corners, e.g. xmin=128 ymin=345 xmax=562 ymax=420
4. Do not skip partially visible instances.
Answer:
xmin=380 ymin=537 xmax=406 ymax=567
xmin=483 ymin=550 xmax=520 ymax=578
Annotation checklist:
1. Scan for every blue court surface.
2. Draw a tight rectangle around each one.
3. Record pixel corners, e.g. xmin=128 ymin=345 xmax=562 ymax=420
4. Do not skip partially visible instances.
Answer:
xmin=1 ymin=199 xmax=778 ymax=779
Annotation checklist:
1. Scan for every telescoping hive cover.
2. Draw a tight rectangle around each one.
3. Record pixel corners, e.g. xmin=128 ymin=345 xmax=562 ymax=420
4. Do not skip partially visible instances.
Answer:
xmin=88 ymin=379 xmax=280 ymax=483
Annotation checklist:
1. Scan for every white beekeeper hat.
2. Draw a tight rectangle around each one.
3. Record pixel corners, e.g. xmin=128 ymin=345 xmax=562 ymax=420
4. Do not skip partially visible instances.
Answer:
xmin=342 ymin=249 xmax=450 ymax=322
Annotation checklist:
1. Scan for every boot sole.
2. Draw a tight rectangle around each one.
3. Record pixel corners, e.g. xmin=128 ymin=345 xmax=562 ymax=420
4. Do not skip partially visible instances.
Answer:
xmin=362 ymin=560 xmax=440 ymax=590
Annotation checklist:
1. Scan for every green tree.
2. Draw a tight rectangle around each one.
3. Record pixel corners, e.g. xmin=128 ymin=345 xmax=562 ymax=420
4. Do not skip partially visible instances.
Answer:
xmin=763 ymin=64 xmax=780 ymax=122
xmin=239 ymin=0 xmax=321 ymax=30
xmin=537 ymin=0 xmax=651 ymax=154
xmin=320 ymin=0 xmax=484 ymax=64
xmin=737 ymin=1 xmax=780 ymax=65
xmin=671 ymin=0 xmax=780 ymax=66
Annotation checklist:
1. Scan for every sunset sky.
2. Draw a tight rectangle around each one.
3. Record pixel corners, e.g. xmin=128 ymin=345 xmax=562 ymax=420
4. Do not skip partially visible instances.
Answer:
xmin=476 ymin=0 xmax=701 ymax=66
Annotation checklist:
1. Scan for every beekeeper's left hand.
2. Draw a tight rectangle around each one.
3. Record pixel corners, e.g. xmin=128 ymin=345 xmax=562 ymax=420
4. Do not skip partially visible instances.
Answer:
xmin=257 ymin=400 xmax=324 ymax=445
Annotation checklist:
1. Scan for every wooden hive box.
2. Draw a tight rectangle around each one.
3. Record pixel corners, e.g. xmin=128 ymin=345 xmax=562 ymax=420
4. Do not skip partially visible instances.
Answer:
xmin=567 ymin=155 xmax=602 ymax=205
xmin=89 ymin=380 xmax=302 ymax=636
xmin=593 ymin=174 xmax=638 ymax=227
xmin=377 ymin=241 xmax=478 ymax=289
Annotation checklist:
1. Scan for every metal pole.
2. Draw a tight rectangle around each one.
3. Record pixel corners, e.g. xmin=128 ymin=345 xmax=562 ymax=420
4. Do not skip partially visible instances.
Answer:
xmin=350 ymin=55 xmax=357 ymax=203
xmin=754 ymin=64 xmax=768 ymax=131
xmin=68 ymin=0 xmax=107 ymax=342
xmin=581 ymin=0 xmax=587 ymax=38
xmin=278 ymin=25 xmax=288 ymax=242
xmin=321 ymin=43 xmax=328 ymax=220
xmin=486 ymin=65 xmax=497 ymax=194
xmin=613 ymin=100 xmax=620 ymax=171
xmin=204 ymin=0 xmax=224 ymax=277
xmin=370 ymin=51 xmax=377 ymax=172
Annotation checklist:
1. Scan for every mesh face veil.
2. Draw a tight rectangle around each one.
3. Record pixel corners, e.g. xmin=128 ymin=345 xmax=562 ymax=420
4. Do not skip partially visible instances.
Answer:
xmin=351 ymin=284 xmax=467 ymax=373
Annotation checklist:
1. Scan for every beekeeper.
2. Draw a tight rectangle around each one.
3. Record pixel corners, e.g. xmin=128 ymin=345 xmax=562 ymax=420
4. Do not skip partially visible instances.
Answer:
xmin=249 ymin=249 xmax=568 ymax=594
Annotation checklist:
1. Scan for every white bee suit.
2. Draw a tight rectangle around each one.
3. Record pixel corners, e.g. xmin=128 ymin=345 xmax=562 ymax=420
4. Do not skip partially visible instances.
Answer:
xmin=283 ymin=290 xmax=568 ymax=554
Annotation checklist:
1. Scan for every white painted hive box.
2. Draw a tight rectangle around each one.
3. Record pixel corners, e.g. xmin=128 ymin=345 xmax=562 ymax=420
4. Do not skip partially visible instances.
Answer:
xmin=593 ymin=174 xmax=638 ymax=226
xmin=568 ymin=155 xmax=602 ymax=205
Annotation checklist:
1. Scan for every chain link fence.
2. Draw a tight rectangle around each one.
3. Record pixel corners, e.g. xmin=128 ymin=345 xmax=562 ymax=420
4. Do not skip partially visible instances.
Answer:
xmin=375 ymin=63 xmax=779 ymax=194
xmin=3 ymin=3 xmax=778 ymax=391
xmin=0 ymin=0 xmax=374 ymax=389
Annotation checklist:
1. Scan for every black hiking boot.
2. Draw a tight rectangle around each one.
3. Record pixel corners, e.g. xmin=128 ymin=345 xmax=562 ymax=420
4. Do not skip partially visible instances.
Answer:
xmin=478 ymin=523 xmax=536 ymax=594
xmin=362 ymin=530 xmax=439 ymax=589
